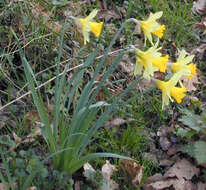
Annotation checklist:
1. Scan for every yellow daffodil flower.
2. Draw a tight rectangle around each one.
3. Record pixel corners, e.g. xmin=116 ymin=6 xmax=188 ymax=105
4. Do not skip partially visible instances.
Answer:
xmin=134 ymin=41 xmax=169 ymax=80
xmin=171 ymin=50 xmax=195 ymax=79
xmin=75 ymin=9 xmax=103 ymax=45
xmin=156 ymin=72 xmax=187 ymax=109
xmin=187 ymin=63 xmax=197 ymax=79
xmin=140 ymin=11 xmax=166 ymax=45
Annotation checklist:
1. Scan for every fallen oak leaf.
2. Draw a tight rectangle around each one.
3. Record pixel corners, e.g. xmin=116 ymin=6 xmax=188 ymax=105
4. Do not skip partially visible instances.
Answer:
xmin=27 ymin=187 xmax=37 ymax=190
xmin=164 ymin=159 xmax=200 ymax=180
xmin=197 ymin=182 xmax=206 ymax=190
xmin=101 ymin=160 xmax=117 ymax=181
xmin=0 ymin=183 xmax=6 ymax=190
xmin=101 ymin=160 xmax=119 ymax=190
xmin=146 ymin=179 xmax=196 ymax=190
xmin=182 ymin=72 xmax=200 ymax=92
xmin=0 ymin=183 xmax=17 ymax=190
xmin=98 ymin=9 xmax=121 ymax=22
xmin=83 ymin=161 xmax=119 ymax=190
xmin=146 ymin=179 xmax=175 ymax=190
xmin=12 ymin=132 xmax=21 ymax=144
xmin=193 ymin=0 xmax=206 ymax=14
xmin=191 ymin=44 xmax=206 ymax=60
xmin=194 ymin=17 xmax=206 ymax=35
xmin=120 ymin=160 xmax=143 ymax=185
xmin=173 ymin=178 xmax=196 ymax=190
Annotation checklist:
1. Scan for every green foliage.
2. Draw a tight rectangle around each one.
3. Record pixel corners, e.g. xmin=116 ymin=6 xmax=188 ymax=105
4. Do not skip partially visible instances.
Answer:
xmin=182 ymin=141 xmax=206 ymax=164
xmin=0 ymin=148 xmax=73 ymax=189
xmin=179 ymin=108 xmax=206 ymax=133
xmin=12 ymin=20 xmax=138 ymax=175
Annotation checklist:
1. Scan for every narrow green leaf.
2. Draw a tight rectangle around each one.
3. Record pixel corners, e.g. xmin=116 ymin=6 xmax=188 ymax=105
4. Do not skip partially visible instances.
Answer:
xmin=68 ymin=153 xmax=132 ymax=174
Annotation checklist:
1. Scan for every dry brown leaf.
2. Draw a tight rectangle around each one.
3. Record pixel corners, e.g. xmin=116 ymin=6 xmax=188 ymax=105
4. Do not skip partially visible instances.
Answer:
xmin=31 ymin=2 xmax=62 ymax=33
xmin=167 ymin=145 xmax=181 ymax=156
xmin=195 ymin=17 xmax=206 ymax=35
xmin=0 ymin=183 xmax=17 ymax=190
xmin=21 ymin=137 xmax=35 ymax=144
xmin=31 ymin=2 xmax=54 ymax=18
xmin=102 ymin=160 xmax=117 ymax=180
xmin=24 ymin=110 xmax=41 ymax=127
xmin=164 ymin=159 xmax=200 ymax=180
xmin=197 ymin=182 xmax=206 ymax=190
xmin=98 ymin=9 xmax=121 ymax=22
xmin=132 ymin=167 xmax=143 ymax=185
xmin=119 ymin=62 xmax=134 ymax=75
xmin=192 ymin=44 xmax=206 ymax=60
xmin=83 ymin=163 xmax=95 ymax=173
xmin=144 ymin=173 xmax=165 ymax=185
xmin=12 ymin=132 xmax=21 ymax=143
xmin=0 ymin=183 xmax=6 ymax=190
xmin=157 ymin=125 xmax=173 ymax=137
xmin=136 ymin=79 xmax=155 ymax=91
xmin=159 ymin=159 xmax=174 ymax=167
xmin=193 ymin=0 xmax=206 ymax=14
xmin=27 ymin=187 xmax=37 ymax=190
xmin=182 ymin=72 xmax=200 ymax=92
xmin=101 ymin=160 xmax=119 ymax=190
xmin=120 ymin=160 xmax=143 ymax=185
xmin=146 ymin=179 xmax=175 ymax=190
xmin=46 ymin=21 xmax=62 ymax=33
xmin=104 ymin=118 xmax=126 ymax=128
xmin=83 ymin=162 xmax=119 ymax=190
xmin=159 ymin=137 xmax=171 ymax=151
xmin=63 ymin=2 xmax=82 ymax=17
xmin=173 ymin=179 xmax=196 ymax=190
xmin=146 ymin=178 xmax=196 ymax=190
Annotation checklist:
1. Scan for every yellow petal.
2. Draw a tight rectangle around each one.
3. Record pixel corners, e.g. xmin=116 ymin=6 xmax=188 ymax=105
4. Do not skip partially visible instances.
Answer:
xmin=134 ymin=61 xmax=143 ymax=76
xmin=152 ymin=24 xmax=165 ymax=38
xmin=156 ymin=80 xmax=171 ymax=108
xmin=85 ymin=9 xmax=98 ymax=21
xmin=152 ymin=55 xmax=168 ymax=72
xmin=149 ymin=11 xmax=163 ymax=21
xmin=90 ymin=22 xmax=103 ymax=37
xmin=171 ymin=61 xmax=191 ymax=76
xmin=187 ymin=64 xmax=196 ymax=79
xmin=170 ymin=87 xmax=186 ymax=103
xmin=156 ymin=72 xmax=185 ymax=109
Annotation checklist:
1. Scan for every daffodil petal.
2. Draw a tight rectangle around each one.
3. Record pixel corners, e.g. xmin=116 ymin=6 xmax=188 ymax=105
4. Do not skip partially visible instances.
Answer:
xmin=86 ymin=9 xmax=98 ymax=21
xmin=90 ymin=21 xmax=103 ymax=37
xmin=170 ymin=87 xmax=187 ymax=103
xmin=187 ymin=63 xmax=197 ymax=79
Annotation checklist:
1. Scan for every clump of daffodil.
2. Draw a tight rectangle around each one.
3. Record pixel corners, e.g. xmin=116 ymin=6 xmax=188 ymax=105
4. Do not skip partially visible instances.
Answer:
xmin=156 ymin=72 xmax=187 ymax=109
xmin=140 ymin=11 xmax=166 ymax=45
xmin=134 ymin=41 xmax=169 ymax=80
xmin=171 ymin=49 xmax=196 ymax=79
xmin=74 ymin=9 xmax=103 ymax=45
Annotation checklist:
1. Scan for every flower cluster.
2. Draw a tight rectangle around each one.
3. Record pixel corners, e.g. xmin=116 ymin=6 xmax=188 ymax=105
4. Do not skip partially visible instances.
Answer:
xmin=73 ymin=10 xmax=197 ymax=109
xmin=135 ymin=12 xmax=197 ymax=109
